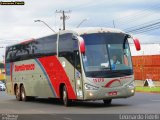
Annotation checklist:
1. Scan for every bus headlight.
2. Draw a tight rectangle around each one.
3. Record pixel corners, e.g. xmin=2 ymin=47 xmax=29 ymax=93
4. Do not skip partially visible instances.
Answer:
xmin=127 ymin=81 xmax=135 ymax=89
xmin=84 ymin=84 xmax=99 ymax=90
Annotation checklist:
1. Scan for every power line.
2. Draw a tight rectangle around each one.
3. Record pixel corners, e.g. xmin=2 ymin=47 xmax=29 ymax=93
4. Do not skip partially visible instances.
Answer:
xmin=130 ymin=25 xmax=160 ymax=34
xmin=124 ymin=21 xmax=160 ymax=33
xmin=123 ymin=19 xmax=160 ymax=31
xmin=113 ymin=4 xmax=160 ymax=29
xmin=115 ymin=4 xmax=160 ymax=23
xmin=119 ymin=16 xmax=160 ymax=35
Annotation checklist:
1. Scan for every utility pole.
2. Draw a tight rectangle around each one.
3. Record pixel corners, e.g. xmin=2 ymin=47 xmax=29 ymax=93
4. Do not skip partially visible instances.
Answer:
xmin=55 ymin=10 xmax=71 ymax=30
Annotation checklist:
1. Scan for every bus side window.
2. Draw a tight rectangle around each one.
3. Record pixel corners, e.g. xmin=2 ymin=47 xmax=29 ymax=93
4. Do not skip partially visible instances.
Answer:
xmin=74 ymin=51 xmax=81 ymax=73
xmin=7 ymin=49 xmax=12 ymax=62
xmin=73 ymin=38 xmax=81 ymax=73
xmin=59 ymin=33 xmax=75 ymax=65
xmin=6 ymin=49 xmax=12 ymax=63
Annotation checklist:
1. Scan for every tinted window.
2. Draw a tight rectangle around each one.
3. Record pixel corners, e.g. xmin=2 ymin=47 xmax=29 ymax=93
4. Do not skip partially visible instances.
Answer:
xmin=5 ymin=34 xmax=57 ymax=63
xmin=59 ymin=33 xmax=74 ymax=64
xmin=5 ymin=47 xmax=13 ymax=63
xmin=34 ymin=35 xmax=57 ymax=57
xmin=59 ymin=33 xmax=81 ymax=73
xmin=59 ymin=33 xmax=73 ymax=53
xmin=81 ymin=33 xmax=133 ymax=78
xmin=12 ymin=43 xmax=32 ymax=61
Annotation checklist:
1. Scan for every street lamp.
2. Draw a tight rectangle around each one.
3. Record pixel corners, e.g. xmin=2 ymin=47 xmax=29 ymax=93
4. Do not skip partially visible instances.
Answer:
xmin=34 ymin=20 xmax=56 ymax=33
xmin=76 ymin=18 xmax=89 ymax=28
xmin=34 ymin=20 xmax=60 ymax=57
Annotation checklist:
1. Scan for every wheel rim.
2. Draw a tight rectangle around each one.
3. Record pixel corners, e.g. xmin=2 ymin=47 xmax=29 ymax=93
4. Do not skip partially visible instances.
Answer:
xmin=21 ymin=86 xmax=26 ymax=101
xmin=21 ymin=90 xmax=25 ymax=99
xmin=16 ymin=87 xmax=19 ymax=98
xmin=63 ymin=89 xmax=67 ymax=104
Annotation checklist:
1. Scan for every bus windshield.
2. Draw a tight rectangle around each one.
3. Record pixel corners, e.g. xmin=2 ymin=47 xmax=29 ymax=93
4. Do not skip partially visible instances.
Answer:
xmin=81 ymin=33 xmax=133 ymax=78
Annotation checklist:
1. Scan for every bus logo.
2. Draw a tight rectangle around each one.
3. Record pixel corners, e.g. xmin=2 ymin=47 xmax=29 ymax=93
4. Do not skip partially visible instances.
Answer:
xmin=15 ymin=64 xmax=35 ymax=72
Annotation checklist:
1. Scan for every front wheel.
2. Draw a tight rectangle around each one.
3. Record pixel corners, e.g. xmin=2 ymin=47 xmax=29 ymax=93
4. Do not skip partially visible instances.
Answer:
xmin=62 ymin=86 xmax=71 ymax=107
xmin=103 ymin=99 xmax=112 ymax=105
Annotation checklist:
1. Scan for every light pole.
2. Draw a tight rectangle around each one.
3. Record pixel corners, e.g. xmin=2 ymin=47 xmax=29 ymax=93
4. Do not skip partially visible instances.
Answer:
xmin=76 ymin=18 xmax=89 ymax=28
xmin=34 ymin=20 xmax=56 ymax=33
xmin=34 ymin=19 xmax=60 ymax=57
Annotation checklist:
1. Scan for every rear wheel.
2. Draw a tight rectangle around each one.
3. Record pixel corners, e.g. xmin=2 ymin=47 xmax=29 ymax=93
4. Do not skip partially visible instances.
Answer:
xmin=103 ymin=99 xmax=112 ymax=105
xmin=62 ymin=86 xmax=70 ymax=107
xmin=21 ymin=85 xmax=27 ymax=101
xmin=15 ymin=86 xmax=21 ymax=101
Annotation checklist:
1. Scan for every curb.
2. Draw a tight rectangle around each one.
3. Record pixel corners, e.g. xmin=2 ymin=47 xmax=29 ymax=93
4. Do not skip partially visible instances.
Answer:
xmin=136 ymin=91 xmax=160 ymax=94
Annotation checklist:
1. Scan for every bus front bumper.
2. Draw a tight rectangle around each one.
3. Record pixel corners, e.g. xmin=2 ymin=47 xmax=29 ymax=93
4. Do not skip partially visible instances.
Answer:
xmin=83 ymin=85 xmax=135 ymax=100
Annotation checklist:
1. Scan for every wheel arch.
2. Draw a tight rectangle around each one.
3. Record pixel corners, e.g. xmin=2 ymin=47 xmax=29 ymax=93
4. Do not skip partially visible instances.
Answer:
xmin=59 ymin=83 xmax=65 ymax=99
xmin=14 ymin=83 xmax=18 ymax=95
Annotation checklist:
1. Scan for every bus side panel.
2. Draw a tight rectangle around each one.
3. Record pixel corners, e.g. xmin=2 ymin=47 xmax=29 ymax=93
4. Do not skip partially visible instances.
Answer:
xmin=6 ymin=56 xmax=77 ymax=99
xmin=9 ymin=60 xmax=55 ymax=98
xmin=38 ymin=56 xmax=77 ymax=100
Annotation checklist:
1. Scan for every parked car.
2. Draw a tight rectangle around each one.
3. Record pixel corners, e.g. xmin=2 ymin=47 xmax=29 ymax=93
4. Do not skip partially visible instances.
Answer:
xmin=0 ymin=81 xmax=6 ymax=91
xmin=0 ymin=86 xmax=2 ymax=91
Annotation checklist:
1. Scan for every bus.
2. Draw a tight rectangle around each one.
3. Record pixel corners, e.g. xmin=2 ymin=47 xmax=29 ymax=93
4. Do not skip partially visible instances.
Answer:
xmin=5 ymin=27 xmax=141 ymax=106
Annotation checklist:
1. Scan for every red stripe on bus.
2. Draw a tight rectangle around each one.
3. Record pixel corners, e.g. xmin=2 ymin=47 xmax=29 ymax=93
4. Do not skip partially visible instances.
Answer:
xmin=38 ymin=56 xmax=77 ymax=99
xmin=19 ymin=38 xmax=35 ymax=44
xmin=105 ymin=79 xmax=121 ymax=88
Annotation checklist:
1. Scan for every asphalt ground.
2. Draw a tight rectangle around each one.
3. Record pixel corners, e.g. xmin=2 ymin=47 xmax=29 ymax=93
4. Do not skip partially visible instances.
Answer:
xmin=0 ymin=91 xmax=160 ymax=120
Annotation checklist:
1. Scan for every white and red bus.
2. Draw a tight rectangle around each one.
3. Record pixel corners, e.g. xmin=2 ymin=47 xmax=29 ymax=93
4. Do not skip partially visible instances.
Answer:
xmin=5 ymin=27 xmax=140 ymax=106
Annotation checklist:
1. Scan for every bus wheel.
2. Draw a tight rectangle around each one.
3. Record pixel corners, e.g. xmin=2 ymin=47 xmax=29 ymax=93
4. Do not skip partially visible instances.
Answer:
xmin=15 ymin=86 xmax=21 ymax=101
xmin=21 ymin=85 xmax=27 ymax=101
xmin=103 ymin=99 xmax=112 ymax=105
xmin=62 ymin=86 xmax=70 ymax=107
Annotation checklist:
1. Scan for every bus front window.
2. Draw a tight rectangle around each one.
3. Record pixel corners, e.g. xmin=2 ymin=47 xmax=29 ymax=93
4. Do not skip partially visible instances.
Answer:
xmin=108 ymin=43 xmax=132 ymax=70
xmin=81 ymin=33 xmax=133 ymax=78
xmin=82 ymin=44 xmax=110 ymax=70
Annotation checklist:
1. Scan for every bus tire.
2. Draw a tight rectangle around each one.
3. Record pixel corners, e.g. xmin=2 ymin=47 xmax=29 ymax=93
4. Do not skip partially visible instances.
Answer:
xmin=62 ymin=86 xmax=70 ymax=107
xmin=20 ymin=85 xmax=28 ymax=101
xmin=15 ymin=86 xmax=21 ymax=101
xmin=103 ymin=99 xmax=112 ymax=105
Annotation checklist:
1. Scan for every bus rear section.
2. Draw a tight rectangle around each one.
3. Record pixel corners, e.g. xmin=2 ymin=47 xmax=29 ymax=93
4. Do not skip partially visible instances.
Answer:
xmin=5 ymin=28 xmax=140 ymax=106
xmin=5 ymin=33 xmax=84 ymax=106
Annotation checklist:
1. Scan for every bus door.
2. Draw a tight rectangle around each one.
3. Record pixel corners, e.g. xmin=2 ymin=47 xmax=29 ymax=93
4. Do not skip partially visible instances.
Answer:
xmin=74 ymin=50 xmax=83 ymax=99
xmin=59 ymin=33 xmax=83 ymax=99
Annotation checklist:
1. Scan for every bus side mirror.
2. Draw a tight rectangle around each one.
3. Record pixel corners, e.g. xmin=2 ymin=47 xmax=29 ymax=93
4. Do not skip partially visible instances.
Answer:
xmin=77 ymin=36 xmax=86 ymax=54
xmin=72 ymin=35 xmax=78 ymax=41
xmin=133 ymin=38 xmax=141 ymax=51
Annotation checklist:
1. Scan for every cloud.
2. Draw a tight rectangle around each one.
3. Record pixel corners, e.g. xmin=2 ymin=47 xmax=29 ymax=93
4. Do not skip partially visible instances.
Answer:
xmin=136 ymin=34 xmax=160 ymax=43
xmin=0 ymin=0 xmax=160 ymax=61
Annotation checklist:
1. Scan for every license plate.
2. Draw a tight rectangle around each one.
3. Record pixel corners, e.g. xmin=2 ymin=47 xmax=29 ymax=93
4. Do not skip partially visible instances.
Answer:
xmin=108 ymin=91 xmax=117 ymax=96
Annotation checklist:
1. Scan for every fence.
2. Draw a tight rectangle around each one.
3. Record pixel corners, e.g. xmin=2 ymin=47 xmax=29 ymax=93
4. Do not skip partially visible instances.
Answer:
xmin=132 ymin=55 xmax=160 ymax=81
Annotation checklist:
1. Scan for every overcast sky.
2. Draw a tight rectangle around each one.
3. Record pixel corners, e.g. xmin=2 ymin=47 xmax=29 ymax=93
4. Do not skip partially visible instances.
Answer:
xmin=0 ymin=0 xmax=160 ymax=61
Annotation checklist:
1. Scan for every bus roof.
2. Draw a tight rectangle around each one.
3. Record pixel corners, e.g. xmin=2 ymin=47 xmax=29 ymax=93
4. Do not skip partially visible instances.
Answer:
xmin=69 ymin=27 xmax=125 ymax=35
xmin=6 ymin=27 xmax=125 ymax=48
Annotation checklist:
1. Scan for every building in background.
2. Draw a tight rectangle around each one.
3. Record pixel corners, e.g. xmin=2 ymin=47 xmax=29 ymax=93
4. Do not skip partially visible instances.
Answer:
xmin=130 ymin=43 xmax=160 ymax=86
